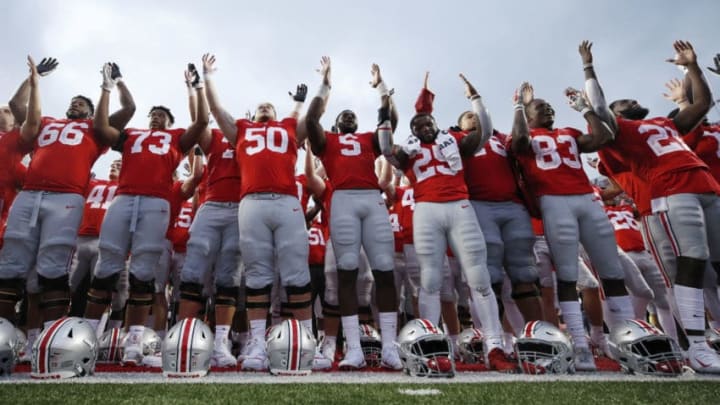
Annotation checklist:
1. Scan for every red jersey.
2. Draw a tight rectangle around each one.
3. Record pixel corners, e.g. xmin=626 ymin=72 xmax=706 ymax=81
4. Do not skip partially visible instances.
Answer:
xmin=464 ymin=131 xmax=521 ymax=202
xmin=168 ymin=200 xmax=194 ymax=253
xmin=597 ymin=152 xmax=652 ymax=216
xmin=196 ymin=169 xmax=208 ymax=205
xmin=78 ymin=179 xmax=118 ymax=236
xmin=608 ymin=117 xmax=719 ymax=198
xmin=166 ymin=181 xmax=186 ymax=238
xmin=514 ymin=127 xmax=592 ymax=196
xmin=683 ymin=124 xmax=720 ymax=182
xmin=0 ymin=128 xmax=25 ymax=192
xmin=319 ymin=131 xmax=379 ymax=190
xmin=404 ymin=131 xmax=468 ymax=203
xmin=202 ymin=129 xmax=241 ymax=202
xmin=24 ymin=118 xmax=106 ymax=195
xmin=116 ymin=127 xmax=185 ymax=201
xmin=235 ymin=118 xmax=298 ymax=198
xmin=308 ymin=218 xmax=328 ymax=266
xmin=531 ymin=217 xmax=544 ymax=236
xmin=389 ymin=186 xmax=415 ymax=251
xmin=605 ymin=204 xmax=645 ymax=252
xmin=295 ymin=175 xmax=311 ymax=213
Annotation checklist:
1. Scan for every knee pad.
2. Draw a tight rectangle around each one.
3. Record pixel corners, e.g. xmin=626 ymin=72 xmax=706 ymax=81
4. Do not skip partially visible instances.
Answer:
xmin=0 ymin=278 xmax=25 ymax=306
xmin=215 ymin=286 xmax=240 ymax=307
xmin=129 ymin=273 xmax=155 ymax=295
xmin=322 ymin=301 xmax=340 ymax=318
xmin=179 ymin=282 xmax=205 ymax=303
xmin=285 ymin=283 xmax=312 ymax=309
xmin=37 ymin=274 xmax=69 ymax=293
xmin=245 ymin=285 xmax=272 ymax=310
xmin=87 ymin=273 xmax=120 ymax=306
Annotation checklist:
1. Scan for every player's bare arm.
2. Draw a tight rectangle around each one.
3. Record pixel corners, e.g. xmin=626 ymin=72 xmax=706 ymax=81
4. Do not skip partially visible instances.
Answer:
xmin=20 ymin=56 xmax=41 ymax=144
xmin=304 ymin=56 xmax=331 ymax=155
xmin=93 ymin=63 xmax=123 ymax=147
xmin=9 ymin=57 xmax=58 ymax=127
xmin=578 ymin=40 xmax=616 ymax=132
xmin=108 ymin=63 xmax=137 ymax=132
xmin=511 ymin=82 xmax=533 ymax=153
xmin=179 ymin=70 xmax=210 ymax=153
xmin=202 ymin=53 xmax=238 ymax=145
xmin=185 ymin=63 xmax=212 ymax=152
xmin=510 ymin=84 xmax=530 ymax=152
xmin=667 ymin=41 xmax=712 ymax=134
xmin=180 ymin=147 xmax=205 ymax=199
xmin=372 ymin=63 xmax=398 ymax=155
xmin=458 ymin=73 xmax=492 ymax=157
xmin=565 ymin=87 xmax=613 ymax=153
xmin=663 ymin=78 xmax=690 ymax=111
xmin=303 ymin=139 xmax=327 ymax=199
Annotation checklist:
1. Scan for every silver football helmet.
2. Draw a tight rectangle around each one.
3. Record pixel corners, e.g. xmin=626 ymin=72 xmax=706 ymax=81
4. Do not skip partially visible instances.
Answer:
xmin=14 ymin=328 xmax=27 ymax=362
xmin=266 ymin=319 xmax=316 ymax=376
xmin=97 ymin=328 xmax=125 ymax=363
xmin=707 ymin=328 xmax=720 ymax=354
xmin=396 ymin=319 xmax=455 ymax=378
xmin=141 ymin=328 xmax=162 ymax=356
xmin=515 ymin=321 xmax=574 ymax=374
xmin=457 ymin=328 xmax=484 ymax=364
xmin=0 ymin=317 xmax=18 ymax=376
xmin=609 ymin=319 xmax=684 ymax=376
xmin=359 ymin=324 xmax=383 ymax=367
xmin=162 ymin=318 xmax=214 ymax=378
xmin=30 ymin=317 xmax=97 ymax=379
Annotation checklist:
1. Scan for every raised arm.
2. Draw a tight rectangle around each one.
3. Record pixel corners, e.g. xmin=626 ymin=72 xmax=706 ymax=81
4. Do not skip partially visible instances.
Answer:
xmin=10 ymin=57 xmax=58 ymax=127
xmin=370 ymin=64 xmax=398 ymax=132
xmin=202 ymin=54 xmax=238 ymax=145
xmin=510 ymin=84 xmax=531 ymax=153
xmin=179 ymin=71 xmax=210 ymax=153
xmin=304 ymin=139 xmax=326 ymax=198
xmin=94 ymin=63 xmax=123 ymax=147
xmin=304 ymin=56 xmax=331 ymax=155
xmin=180 ymin=147 xmax=205 ymax=199
xmin=458 ymin=73 xmax=492 ymax=157
xmin=667 ymin=41 xmax=712 ymax=134
xmin=376 ymin=156 xmax=393 ymax=191
xmin=107 ymin=63 xmax=136 ymax=131
xmin=578 ymin=41 xmax=617 ymax=132
xmin=186 ymin=63 xmax=212 ymax=151
xmin=565 ymin=87 xmax=614 ymax=153
xmin=20 ymin=56 xmax=42 ymax=144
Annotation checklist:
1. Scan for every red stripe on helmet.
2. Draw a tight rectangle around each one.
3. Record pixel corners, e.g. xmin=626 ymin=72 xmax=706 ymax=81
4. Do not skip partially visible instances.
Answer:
xmin=109 ymin=329 xmax=120 ymax=362
xmin=37 ymin=317 xmax=69 ymax=375
xmin=178 ymin=319 xmax=194 ymax=373
xmin=523 ymin=321 xmax=537 ymax=338
xmin=289 ymin=320 xmax=300 ymax=371
xmin=419 ymin=319 xmax=438 ymax=334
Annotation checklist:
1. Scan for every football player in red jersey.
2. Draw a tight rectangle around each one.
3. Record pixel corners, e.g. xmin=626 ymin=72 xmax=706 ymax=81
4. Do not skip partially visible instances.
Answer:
xmin=512 ymin=57 xmax=632 ymax=370
xmin=202 ymin=53 xmax=314 ymax=371
xmin=0 ymin=57 xmax=134 ymax=327
xmin=585 ymin=40 xmax=720 ymax=373
xmin=84 ymin=63 xmax=208 ymax=366
xmin=304 ymin=57 xmax=401 ymax=369
xmin=381 ymin=74 xmax=518 ymax=372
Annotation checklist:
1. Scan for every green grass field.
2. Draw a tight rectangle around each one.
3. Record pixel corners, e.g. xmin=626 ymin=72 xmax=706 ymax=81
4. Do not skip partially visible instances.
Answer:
xmin=2 ymin=382 xmax=719 ymax=404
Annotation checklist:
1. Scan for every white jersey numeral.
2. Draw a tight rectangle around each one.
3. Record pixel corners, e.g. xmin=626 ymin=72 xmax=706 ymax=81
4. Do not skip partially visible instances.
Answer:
xmin=37 ymin=122 xmax=88 ymax=147
xmin=474 ymin=135 xmax=507 ymax=157
xmin=220 ymin=137 xmax=235 ymax=159
xmin=308 ymin=227 xmax=325 ymax=246
xmin=703 ymin=131 xmax=720 ymax=158
xmin=129 ymin=130 xmax=172 ymax=155
xmin=412 ymin=146 xmax=455 ymax=182
xmin=607 ymin=210 xmax=640 ymax=231
xmin=339 ymin=134 xmax=361 ymax=156
xmin=388 ymin=212 xmax=400 ymax=232
xmin=401 ymin=188 xmax=415 ymax=211
xmin=174 ymin=206 xmax=193 ymax=228
xmin=531 ymin=134 xmax=582 ymax=170
xmin=245 ymin=127 xmax=289 ymax=155
xmin=86 ymin=184 xmax=117 ymax=209
xmin=641 ymin=124 xmax=691 ymax=157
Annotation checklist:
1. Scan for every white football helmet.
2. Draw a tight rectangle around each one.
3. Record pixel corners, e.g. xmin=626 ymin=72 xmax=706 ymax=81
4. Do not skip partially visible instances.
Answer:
xmin=707 ymin=328 xmax=720 ymax=354
xmin=457 ymin=328 xmax=484 ymax=364
xmin=396 ymin=319 xmax=455 ymax=378
xmin=609 ymin=319 xmax=684 ymax=376
xmin=14 ymin=328 xmax=27 ymax=361
xmin=30 ymin=317 xmax=97 ymax=379
xmin=266 ymin=319 xmax=316 ymax=376
xmin=97 ymin=328 xmax=125 ymax=363
xmin=0 ymin=317 xmax=18 ymax=376
xmin=141 ymin=328 xmax=162 ymax=356
xmin=515 ymin=321 xmax=574 ymax=374
xmin=162 ymin=318 xmax=214 ymax=378
xmin=359 ymin=324 xmax=383 ymax=367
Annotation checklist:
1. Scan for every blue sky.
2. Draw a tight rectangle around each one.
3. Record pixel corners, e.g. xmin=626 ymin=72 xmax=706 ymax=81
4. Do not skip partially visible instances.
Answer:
xmin=2 ymin=0 xmax=719 ymax=179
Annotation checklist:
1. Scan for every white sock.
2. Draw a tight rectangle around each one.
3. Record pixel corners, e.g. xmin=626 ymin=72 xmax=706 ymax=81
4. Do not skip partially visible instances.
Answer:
xmin=249 ymin=319 xmax=266 ymax=341
xmin=603 ymin=295 xmax=634 ymax=330
xmin=418 ymin=289 xmax=441 ymax=324
xmin=322 ymin=336 xmax=337 ymax=358
xmin=378 ymin=312 xmax=397 ymax=350
xmin=559 ymin=300 xmax=588 ymax=348
xmin=215 ymin=325 xmax=230 ymax=346
xmin=341 ymin=315 xmax=361 ymax=350
xmin=470 ymin=289 xmax=503 ymax=350
xmin=675 ymin=285 xmax=705 ymax=332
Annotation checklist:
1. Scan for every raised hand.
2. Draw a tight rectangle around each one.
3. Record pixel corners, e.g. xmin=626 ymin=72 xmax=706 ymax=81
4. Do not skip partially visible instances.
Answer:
xmin=666 ymin=40 xmax=697 ymax=66
xmin=565 ymin=87 xmax=591 ymax=113
xmin=27 ymin=56 xmax=39 ymax=86
xmin=519 ymin=81 xmax=534 ymax=105
xmin=186 ymin=63 xmax=200 ymax=87
xmin=317 ymin=56 xmax=331 ymax=86
xmin=110 ymin=63 xmax=122 ymax=81
xmin=707 ymin=53 xmax=720 ymax=76
xmin=459 ymin=73 xmax=478 ymax=99
xmin=101 ymin=62 xmax=115 ymax=91
xmin=579 ymin=40 xmax=593 ymax=65
xmin=202 ymin=53 xmax=217 ymax=75
xmin=662 ymin=78 xmax=686 ymax=104
xmin=423 ymin=71 xmax=430 ymax=90
xmin=512 ymin=87 xmax=521 ymax=108
xmin=370 ymin=63 xmax=383 ymax=88
xmin=289 ymin=84 xmax=308 ymax=102
xmin=36 ymin=57 xmax=59 ymax=77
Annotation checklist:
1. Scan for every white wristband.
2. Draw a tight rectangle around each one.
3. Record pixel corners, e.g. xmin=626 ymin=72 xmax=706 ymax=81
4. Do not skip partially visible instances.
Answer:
xmin=583 ymin=63 xmax=593 ymax=70
xmin=316 ymin=84 xmax=330 ymax=100
xmin=376 ymin=81 xmax=389 ymax=97
xmin=193 ymin=80 xmax=205 ymax=90
xmin=187 ymin=86 xmax=195 ymax=97
xmin=513 ymin=103 xmax=525 ymax=112
xmin=581 ymin=107 xmax=592 ymax=115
